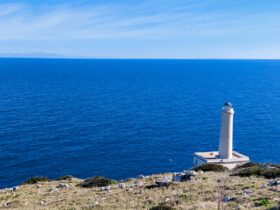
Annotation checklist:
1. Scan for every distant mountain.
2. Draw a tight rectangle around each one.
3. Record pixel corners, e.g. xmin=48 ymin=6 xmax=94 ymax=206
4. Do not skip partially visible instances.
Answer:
xmin=0 ymin=52 xmax=63 ymax=58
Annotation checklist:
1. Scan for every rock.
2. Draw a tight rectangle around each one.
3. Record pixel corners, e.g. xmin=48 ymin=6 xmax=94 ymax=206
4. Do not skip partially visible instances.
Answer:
xmin=100 ymin=186 xmax=111 ymax=191
xmin=138 ymin=175 xmax=145 ymax=179
xmin=184 ymin=170 xmax=198 ymax=176
xmin=129 ymin=185 xmax=136 ymax=191
xmin=223 ymin=195 xmax=232 ymax=202
xmin=164 ymin=198 xmax=170 ymax=204
xmin=261 ymin=184 xmax=267 ymax=189
xmin=137 ymin=181 xmax=144 ymax=186
xmin=38 ymin=201 xmax=45 ymax=205
xmin=269 ymin=181 xmax=275 ymax=186
xmin=95 ymin=201 xmax=99 ymax=205
xmin=119 ymin=183 xmax=126 ymax=189
xmin=58 ymin=183 xmax=69 ymax=189
xmin=172 ymin=172 xmax=186 ymax=182
xmin=268 ymin=180 xmax=279 ymax=186
xmin=235 ymin=204 xmax=242 ymax=209
xmin=156 ymin=177 xmax=170 ymax=187
xmin=3 ymin=201 xmax=12 ymax=207
xmin=50 ymin=187 xmax=57 ymax=193
xmin=198 ymin=170 xmax=204 ymax=174
xmin=12 ymin=186 xmax=18 ymax=191
xmin=36 ymin=184 xmax=41 ymax=189
xmin=244 ymin=190 xmax=254 ymax=194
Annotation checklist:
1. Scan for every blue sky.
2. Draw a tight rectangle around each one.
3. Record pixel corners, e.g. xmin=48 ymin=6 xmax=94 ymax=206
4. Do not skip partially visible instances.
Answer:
xmin=0 ymin=0 xmax=279 ymax=59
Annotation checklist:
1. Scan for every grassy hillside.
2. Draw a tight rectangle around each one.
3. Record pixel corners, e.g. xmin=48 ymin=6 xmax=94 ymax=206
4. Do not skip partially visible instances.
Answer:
xmin=1 ymin=164 xmax=280 ymax=209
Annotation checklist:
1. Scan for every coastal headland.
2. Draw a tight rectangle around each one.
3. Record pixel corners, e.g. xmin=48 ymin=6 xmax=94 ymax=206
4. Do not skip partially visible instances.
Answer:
xmin=1 ymin=163 xmax=280 ymax=209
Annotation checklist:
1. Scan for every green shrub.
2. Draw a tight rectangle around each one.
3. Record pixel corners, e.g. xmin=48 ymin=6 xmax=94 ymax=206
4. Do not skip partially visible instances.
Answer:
xmin=77 ymin=176 xmax=117 ymax=188
xmin=192 ymin=163 xmax=227 ymax=172
xmin=261 ymin=168 xmax=280 ymax=179
xmin=233 ymin=166 xmax=262 ymax=177
xmin=22 ymin=177 xmax=50 ymax=185
xmin=259 ymin=200 xmax=268 ymax=206
xmin=235 ymin=162 xmax=259 ymax=169
xmin=57 ymin=175 xmax=73 ymax=181
xmin=149 ymin=205 xmax=175 ymax=210
xmin=232 ymin=165 xmax=280 ymax=179
xmin=179 ymin=194 xmax=190 ymax=200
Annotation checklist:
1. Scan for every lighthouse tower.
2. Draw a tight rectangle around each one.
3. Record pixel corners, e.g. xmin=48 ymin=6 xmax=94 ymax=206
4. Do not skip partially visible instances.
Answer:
xmin=193 ymin=102 xmax=249 ymax=169
xmin=219 ymin=102 xmax=234 ymax=159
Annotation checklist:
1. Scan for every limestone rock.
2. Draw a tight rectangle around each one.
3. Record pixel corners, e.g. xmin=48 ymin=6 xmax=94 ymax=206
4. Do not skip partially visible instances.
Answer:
xmin=50 ymin=187 xmax=57 ymax=193
xmin=38 ymin=201 xmax=45 ymax=205
xmin=156 ymin=177 xmax=170 ymax=187
xmin=244 ymin=189 xmax=254 ymax=194
xmin=129 ymin=185 xmax=136 ymax=191
xmin=172 ymin=172 xmax=186 ymax=182
xmin=138 ymin=175 xmax=144 ymax=179
xmin=137 ymin=181 xmax=144 ymax=186
xmin=119 ymin=183 xmax=126 ymax=189
xmin=58 ymin=183 xmax=69 ymax=189
xmin=100 ymin=186 xmax=111 ymax=191
xmin=184 ymin=170 xmax=198 ymax=176
xmin=223 ymin=195 xmax=232 ymax=202
xmin=12 ymin=186 xmax=18 ymax=191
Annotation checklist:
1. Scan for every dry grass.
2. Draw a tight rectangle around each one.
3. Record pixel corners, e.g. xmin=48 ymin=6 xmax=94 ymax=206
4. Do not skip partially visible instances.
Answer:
xmin=0 ymin=172 xmax=279 ymax=209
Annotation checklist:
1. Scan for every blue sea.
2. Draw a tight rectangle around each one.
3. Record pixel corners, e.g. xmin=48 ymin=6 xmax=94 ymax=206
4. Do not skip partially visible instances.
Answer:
xmin=0 ymin=59 xmax=280 ymax=188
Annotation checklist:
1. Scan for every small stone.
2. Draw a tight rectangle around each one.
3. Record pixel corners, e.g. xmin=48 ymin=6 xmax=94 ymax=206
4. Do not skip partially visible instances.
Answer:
xmin=269 ymin=181 xmax=276 ymax=186
xmin=129 ymin=185 xmax=136 ymax=191
xmin=198 ymin=170 xmax=204 ymax=174
xmin=164 ymin=198 xmax=170 ymax=204
xmin=244 ymin=190 xmax=254 ymax=194
xmin=235 ymin=204 xmax=242 ymax=209
xmin=12 ymin=186 xmax=18 ymax=191
xmin=172 ymin=172 xmax=185 ymax=182
xmin=3 ymin=202 xmax=10 ymax=207
xmin=38 ymin=201 xmax=45 ymax=205
xmin=58 ymin=183 xmax=69 ymax=189
xmin=138 ymin=175 xmax=144 ymax=179
xmin=184 ymin=170 xmax=198 ymax=176
xmin=156 ymin=177 xmax=170 ymax=187
xmin=36 ymin=184 xmax=41 ymax=189
xmin=261 ymin=184 xmax=267 ymax=189
xmin=100 ymin=186 xmax=111 ymax=191
xmin=119 ymin=183 xmax=126 ymax=189
xmin=137 ymin=181 xmax=144 ymax=186
xmin=95 ymin=201 xmax=99 ymax=205
xmin=223 ymin=195 xmax=232 ymax=202
xmin=50 ymin=187 xmax=57 ymax=193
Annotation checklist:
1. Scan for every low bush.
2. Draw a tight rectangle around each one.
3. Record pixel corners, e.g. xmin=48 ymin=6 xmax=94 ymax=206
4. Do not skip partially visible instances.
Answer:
xmin=235 ymin=162 xmax=259 ymax=169
xmin=57 ymin=175 xmax=73 ymax=181
xmin=259 ymin=200 xmax=268 ymax=206
xmin=22 ymin=177 xmax=50 ymax=185
xmin=261 ymin=168 xmax=280 ymax=179
xmin=149 ymin=205 xmax=175 ymax=210
xmin=77 ymin=176 xmax=117 ymax=188
xmin=192 ymin=163 xmax=227 ymax=172
xmin=232 ymin=165 xmax=280 ymax=179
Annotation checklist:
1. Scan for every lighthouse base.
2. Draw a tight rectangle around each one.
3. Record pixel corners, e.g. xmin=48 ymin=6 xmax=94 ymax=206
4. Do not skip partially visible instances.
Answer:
xmin=193 ymin=151 xmax=249 ymax=170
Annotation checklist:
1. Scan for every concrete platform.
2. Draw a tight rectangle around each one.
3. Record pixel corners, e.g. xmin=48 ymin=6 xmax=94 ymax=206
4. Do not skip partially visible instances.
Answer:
xmin=193 ymin=151 xmax=250 ymax=169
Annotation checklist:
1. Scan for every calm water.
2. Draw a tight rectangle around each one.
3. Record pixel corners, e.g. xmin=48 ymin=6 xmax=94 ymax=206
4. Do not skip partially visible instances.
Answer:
xmin=0 ymin=59 xmax=280 ymax=188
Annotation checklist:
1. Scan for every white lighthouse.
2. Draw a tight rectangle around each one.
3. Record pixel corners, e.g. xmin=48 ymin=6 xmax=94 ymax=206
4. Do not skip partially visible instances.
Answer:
xmin=193 ymin=102 xmax=249 ymax=169
xmin=219 ymin=102 xmax=234 ymax=159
